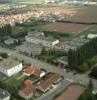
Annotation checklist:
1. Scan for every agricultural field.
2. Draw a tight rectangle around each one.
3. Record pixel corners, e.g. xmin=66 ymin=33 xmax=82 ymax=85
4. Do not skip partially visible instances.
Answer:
xmin=9 ymin=6 xmax=97 ymax=39
xmin=67 ymin=6 xmax=97 ymax=23
xmin=32 ymin=6 xmax=97 ymax=23
xmin=40 ymin=22 xmax=91 ymax=33
xmin=32 ymin=22 xmax=92 ymax=38
xmin=35 ymin=6 xmax=77 ymax=15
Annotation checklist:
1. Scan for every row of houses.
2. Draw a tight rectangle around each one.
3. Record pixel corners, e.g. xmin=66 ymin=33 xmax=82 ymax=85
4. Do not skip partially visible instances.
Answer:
xmin=0 ymin=58 xmax=46 ymax=99
xmin=0 ymin=61 xmax=61 ymax=100
xmin=19 ymin=68 xmax=62 ymax=100
xmin=0 ymin=57 xmax=49 ymax=100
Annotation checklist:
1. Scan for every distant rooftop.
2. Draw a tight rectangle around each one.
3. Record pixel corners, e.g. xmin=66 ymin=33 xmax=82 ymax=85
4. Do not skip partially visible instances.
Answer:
xmin=64 ymin=37 xmax=90 ymax=51
xmin=27 ymin=31 xmax=54 ymax=42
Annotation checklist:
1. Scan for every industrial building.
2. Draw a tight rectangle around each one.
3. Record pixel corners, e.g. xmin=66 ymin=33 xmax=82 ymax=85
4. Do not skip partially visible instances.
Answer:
xmin=25 ymin=31 xmax=58 ymax=47
xmin=64 ymin=37 xmax=90 ymax=52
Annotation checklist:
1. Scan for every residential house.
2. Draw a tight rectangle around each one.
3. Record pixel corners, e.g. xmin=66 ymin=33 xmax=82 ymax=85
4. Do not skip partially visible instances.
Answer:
xmin=38 ymin=73 xmax=61 ymax=92
xmin=87 ymin=33 xmax=97 ymax=39
xmin=19 ymin=84 xmax=36 ymax=100
xmin=24 ymin=66 xmax=42 ymax=77
xmin=24 ymin=80 xmax=33 ymax=86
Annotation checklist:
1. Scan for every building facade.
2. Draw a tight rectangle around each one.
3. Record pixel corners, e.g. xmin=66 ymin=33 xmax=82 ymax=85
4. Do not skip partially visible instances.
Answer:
xmin=0 ymin=59 xmax=23 ymax=77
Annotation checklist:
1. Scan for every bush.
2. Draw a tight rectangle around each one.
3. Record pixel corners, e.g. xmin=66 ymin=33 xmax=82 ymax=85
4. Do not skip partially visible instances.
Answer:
xmin=78 ymin=63 xmax=90 ymax=72
xmin=0 ymin=53 xmax=8 ymax=58
xmin=90 ymin=67 xmax=97 ymax=78
xmin=78 ymin=89 xmax=97 ymax=100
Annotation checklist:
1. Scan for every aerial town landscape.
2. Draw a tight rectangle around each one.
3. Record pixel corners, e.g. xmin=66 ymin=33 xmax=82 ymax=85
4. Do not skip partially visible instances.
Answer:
xmin=0 ymin=0 xmax=97 ymax=100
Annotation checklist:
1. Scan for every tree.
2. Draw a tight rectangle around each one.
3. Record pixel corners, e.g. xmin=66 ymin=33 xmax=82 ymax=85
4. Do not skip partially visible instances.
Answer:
xmin=88 ymin=79 xmax=94 ymax=91
xmin=78 ymin=89 xmax=96 ymax=100
xmin=30 ymin=52 xmax=33 ymax=57
xmin=78 ymin=63 xmax=89 ymax=72
xmin=0 ymin=24 xmax=12 ymax=38
xmin=41 ymin=46 xmax=46 ymax=55
xmin=0 ymin=53 xmax=8 ymax=58
xmin=90 ymin=67 xmax=97 ymax=78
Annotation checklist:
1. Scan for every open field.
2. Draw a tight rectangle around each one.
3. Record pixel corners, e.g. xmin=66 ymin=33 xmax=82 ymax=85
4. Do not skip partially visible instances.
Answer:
xmin=35 ymin=6 xmax=97 ymax=23
xmin=65 ymin=6 xmax=97 ymax=23
xmin=27 ymin=6 xmax=97 ymax=23
xmin=34 ymin=22 xmax=91 ymax=33
xmin=35 ymin=6 xmax=77 ymax=15
xmin=56 ymin=84 xmax=85 ymax=100
xmin=11 ymin=26 xmax=27 ymax=35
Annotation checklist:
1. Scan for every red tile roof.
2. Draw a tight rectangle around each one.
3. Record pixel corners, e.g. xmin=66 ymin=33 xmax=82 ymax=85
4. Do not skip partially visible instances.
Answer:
xmin=24 ymin=80 xmax=33 ymax=85
xmin=40 ymin=80 xmax=52 ymax=91
xmin=24 ymin=66 xmax=41 ymax=77
xmin=39 ymin=74 xmax=61 ymax=91
xmin=21 ymin=84 xmax=36 ymax=96
xmin=48 ymin=73 xmax=61 ymax=83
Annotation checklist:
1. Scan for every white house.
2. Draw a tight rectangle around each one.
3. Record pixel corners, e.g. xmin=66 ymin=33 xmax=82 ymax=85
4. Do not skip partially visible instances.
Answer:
xmin=52 ymin=40 xmax=60 ymax=46
xmin=0 ymin=59 xmax=23 ymax=77
xmin=87 ymin=34 xmax=97 ymax=39
xmin=0 ymin=88 xmax=10 ymax=100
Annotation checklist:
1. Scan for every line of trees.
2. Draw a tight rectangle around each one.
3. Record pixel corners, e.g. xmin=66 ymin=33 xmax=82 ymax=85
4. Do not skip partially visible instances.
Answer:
xmin=0 ymin=24 xmax=12 ymax=37
xmin=68 ymin=38 xmax=97 ymax=70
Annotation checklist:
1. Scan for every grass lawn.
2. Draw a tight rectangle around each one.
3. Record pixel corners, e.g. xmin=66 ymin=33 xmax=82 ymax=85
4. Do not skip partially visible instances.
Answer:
xmin=13 ymin=21 xmax=93 ymax=39
xmin=11 ymin=26 xmax=27 ymax=36
xmin=78 ymin=55 xmax=97 ymax=72
xmin=5 ymin=77 xmax=24 ymax=90
xmin=87 ymin=55 xmax=97 ymax=67
xmin=5 ymin=74 xmax=28 ymax=90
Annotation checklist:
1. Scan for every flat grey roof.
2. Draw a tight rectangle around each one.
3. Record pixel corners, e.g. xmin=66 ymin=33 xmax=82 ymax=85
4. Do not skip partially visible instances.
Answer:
xmin=26 ymin=32 xmax=55 ymax=42
xmin=0 ymin=58 xmax=21 ymax=70
xmin=58 ymin=56 xmax=68 ymax=65
xmin=0 ymin=88 xmax=10 ymax=99
xmin=64 ymin=38 xmax=90 ymax=50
